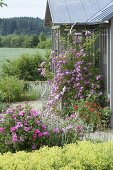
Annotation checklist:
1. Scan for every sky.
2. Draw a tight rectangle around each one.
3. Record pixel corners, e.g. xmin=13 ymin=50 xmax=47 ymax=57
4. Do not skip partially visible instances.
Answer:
xmin=0 ymin=0 xmax=47 ymax=19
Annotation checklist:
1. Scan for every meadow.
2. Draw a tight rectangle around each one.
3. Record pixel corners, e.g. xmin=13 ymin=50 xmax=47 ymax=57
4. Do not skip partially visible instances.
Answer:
xmin=0 ymin=48 xmax=47 ymax=73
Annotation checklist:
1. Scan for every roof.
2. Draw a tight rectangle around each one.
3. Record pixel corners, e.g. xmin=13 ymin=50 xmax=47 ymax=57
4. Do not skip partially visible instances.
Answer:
xmin=44 ymin=0 xmax=113 ymax=27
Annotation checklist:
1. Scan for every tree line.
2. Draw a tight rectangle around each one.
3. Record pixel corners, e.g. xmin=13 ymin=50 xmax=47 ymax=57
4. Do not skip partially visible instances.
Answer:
xmin=0 ymin=17 xmax=51 ymax=48
xmin=0 ymin=32 xmax=51 ymax=48
xmin=0 ymin=17 xmax=50 ymax=36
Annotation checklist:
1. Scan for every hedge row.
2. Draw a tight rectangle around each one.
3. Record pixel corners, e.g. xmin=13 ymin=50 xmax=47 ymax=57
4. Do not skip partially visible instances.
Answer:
xmin=0 ymin=141 xmax=113 ymax=170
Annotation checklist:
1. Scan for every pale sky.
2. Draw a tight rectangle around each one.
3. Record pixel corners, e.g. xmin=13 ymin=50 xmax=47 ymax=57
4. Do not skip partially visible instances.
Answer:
xmin=0 ymin=0 xmax=47 ymax=19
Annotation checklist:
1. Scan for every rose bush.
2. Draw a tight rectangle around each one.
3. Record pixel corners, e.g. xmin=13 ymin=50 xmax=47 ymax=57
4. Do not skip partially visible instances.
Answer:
xmin=0 ymin=103 xmax=85 ymax=153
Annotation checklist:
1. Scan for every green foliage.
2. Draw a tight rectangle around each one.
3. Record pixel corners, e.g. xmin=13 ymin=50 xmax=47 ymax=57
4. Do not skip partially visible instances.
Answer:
xmin=71 ymin=99 xmax=111 ymax=130
xmin=0 ymin=102 xmax=9 ymax=113
xmin=21 ymin=85 xmax=41 ymax=101
xmin=0 ymin=17 xmax=49 ymax=36
xmin=0 ymin=34 xmax=40 ymax=48
xmin=0 ymin=141 xmax=113 ymax=169
xmin=37 ymin=38 xmax=52 ymax=49
xmin=0 ymin=76 xmax=25 ymax=103
xmin=37 ymin=41 xmax=46 ymax=49
xmin=0 ymin=0 xmax=7 ymax=7
xmin=2 ymin=53 xmax=47 ymax=81
xmin=39 ymin=32 xmax=46 ymax=42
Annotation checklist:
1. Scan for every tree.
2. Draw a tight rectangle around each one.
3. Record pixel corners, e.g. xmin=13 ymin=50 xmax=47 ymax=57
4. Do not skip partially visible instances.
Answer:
xmin=0 ymin=0 xmax=7 ymax=7
xmin=39 ymin=32 xmax=46 ymax=42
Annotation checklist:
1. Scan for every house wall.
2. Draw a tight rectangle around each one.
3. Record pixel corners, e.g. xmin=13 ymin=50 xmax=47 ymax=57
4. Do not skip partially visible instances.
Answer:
xmin=110 ymin=18 xmax=113 ymax=128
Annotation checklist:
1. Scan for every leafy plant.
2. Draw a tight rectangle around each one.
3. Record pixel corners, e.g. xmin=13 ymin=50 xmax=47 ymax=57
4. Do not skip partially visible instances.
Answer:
xmin=0 ymin=141 xmax=113 ymax=169
xmin=0 ymin=76 xmax=25 ymax=103
xmin=0 ymin=103 xmax=85 ymax=153
xmin=70 ymin=99 xmax=111 ymax=130
xmin=2 ymin=53 xmax=47 ymax=81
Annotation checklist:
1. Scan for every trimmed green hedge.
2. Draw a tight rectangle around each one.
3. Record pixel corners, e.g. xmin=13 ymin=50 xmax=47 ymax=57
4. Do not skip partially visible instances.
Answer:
xmin=0 ymin=141 xmax=113 ymax=169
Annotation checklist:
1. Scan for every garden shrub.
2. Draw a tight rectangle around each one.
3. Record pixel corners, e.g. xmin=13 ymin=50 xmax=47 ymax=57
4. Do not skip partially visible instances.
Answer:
xmin=2 ymin=53 xmax=47 ymax=81
xmin=0 ymin=76 xmax=25 ymax=103
xmin=0 ymin=141 xmax=113 ymax=169
xmin=0 ymin=103 xmax=85 ymax=153
xmin=71 ymin=99 xmax=111 ymax=130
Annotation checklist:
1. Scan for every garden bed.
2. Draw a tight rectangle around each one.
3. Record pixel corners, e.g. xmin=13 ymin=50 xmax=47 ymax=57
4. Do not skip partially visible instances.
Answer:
xmin=0 ymin=141 xmax=113 ymax=170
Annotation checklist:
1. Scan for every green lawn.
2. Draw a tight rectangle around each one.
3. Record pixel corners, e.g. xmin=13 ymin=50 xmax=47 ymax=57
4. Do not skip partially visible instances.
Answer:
xmin=0 ymin=48 xmax=47 ymax=73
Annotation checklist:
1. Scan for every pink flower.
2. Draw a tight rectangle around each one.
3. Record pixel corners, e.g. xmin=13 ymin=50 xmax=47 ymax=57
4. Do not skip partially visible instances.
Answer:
xmin=0 ymin=127 xmax=5 ymax=133
xmin=24 ymin=127 xmax=32 ymax=132
xmin=43 ymin=131 xmax=49 ymax=136
xmin=53 ymin=128 xmax=59 ymax=133
xmin=41 ymin=124 xmax=46 ymax=130
xmin=85 ymin=31 xmax=91 ymax=36
xmin=12 ymin=133 xmax=18 ymax=142
xmin=35 ymin=120 xmax=40 ymax=124
xmin=38 ymin=132 xmax=42 ymax=138
xmin=10 ymin=126 xmax=16 ymax=132
xmin=6 ymin=108 xmax=14 ymax=114
xmin=33 ymin=133 xmax=37 ymax=139
xmin=70 ymin=113 xmax=77 ymax=118
xmin=19 ymin=111 xmax=25 ymax=116
xmin=15 ymin=122 xmax=23 ymax=129
xmin=31 ymin=109 xmax=39 ymax=117
xmin=76 ymin=126 xmax=82 ymax=132
xmin=34 ymin=129 xmax=40 ymax=134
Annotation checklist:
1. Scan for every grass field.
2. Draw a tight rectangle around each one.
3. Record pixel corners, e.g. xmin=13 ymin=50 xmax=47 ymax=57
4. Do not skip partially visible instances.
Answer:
xmin=0 ymin=48 xmax=47 ymax=73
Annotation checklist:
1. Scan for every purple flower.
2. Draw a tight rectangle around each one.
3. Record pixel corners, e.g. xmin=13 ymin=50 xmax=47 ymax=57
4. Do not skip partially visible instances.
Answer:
xmin=10 ymin=126 xmax=16 ymax=132
xmin=0 ymin=127 xmax=5 ymax=133
xmin=62 ymin=128 xmax=66 ymax=133
xmin=91 ymin=90 xmax=95 ymax=94
xmin=43 ymin=131 xmax=49 ymax=136
xmin=6 ymin=108 xmax=14 ymax=114
xmin=96 ymin=75 xmax=102 ymax=80
xmin=19 ymin=111 xmax=25 ymax=116
xmin=24 ymin=121 xmax=28 ymax=126
xmin=24 ymin=127 xmax=32 ymax=132
xmin=34 ymin=129 xmax=40 ymax=134
xmin=53 ymin=128 xmax=60 ymax=133
xmin=12 ymin=133 xmax=18 ymax=142
xmin=38 ymin=132 xmax=42 ymax=138
xmin=27 ymin=116 xmax=31 ymax=119
xmin=84 ymin=80 xmax=89 ymax=85
xmin=70 ymin=113 xmax=77 ymax=118
xmin=15 ymin=122 xmax=23 ymax=129
xmin=92 ymin=83 xmax=95 ymax=88
xmin=76 ymin=126 xmax=82 ymax=131
xmin=31 ymin=109 xmax=39 ymax=117
xmin=83 ymin=67 xmax=87 ymax=71
xmin=85 ymin=31 xmax=91 ymax=36
xmin=41 ymin=124 xmax=46 ymax=130
xmin=35 ymin=120 xmax=40 ymax=125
